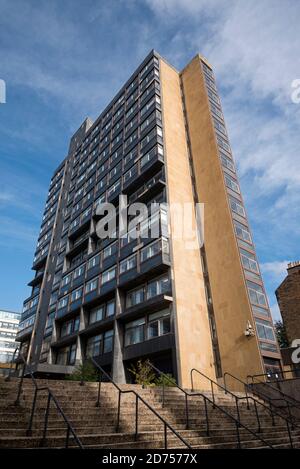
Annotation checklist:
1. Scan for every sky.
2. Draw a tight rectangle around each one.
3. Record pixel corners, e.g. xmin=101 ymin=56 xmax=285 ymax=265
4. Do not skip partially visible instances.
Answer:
xmin=0 ymin=0 xmax=299 ymax=321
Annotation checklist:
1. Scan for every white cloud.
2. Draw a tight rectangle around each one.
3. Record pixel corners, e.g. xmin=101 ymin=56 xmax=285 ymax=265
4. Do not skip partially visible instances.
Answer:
xmin=260 ymin=261 xmax=289 ymax=282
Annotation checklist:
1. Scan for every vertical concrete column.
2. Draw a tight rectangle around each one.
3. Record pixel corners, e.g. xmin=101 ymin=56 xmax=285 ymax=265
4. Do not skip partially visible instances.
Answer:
xmin=112 ymin=288 xmax=126 ymax=383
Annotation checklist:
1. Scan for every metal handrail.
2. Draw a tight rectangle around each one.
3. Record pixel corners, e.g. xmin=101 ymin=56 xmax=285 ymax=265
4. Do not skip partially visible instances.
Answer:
xmin=89 ymin=358 xmax=192 ymax=449
xmin=249 ymin=367 xmax=300 ymax=382
xmin=7 ymin=352 xmax=83 ymax=449
xmin=247 ymin=373 xmax=300 ymax=410
xmin=147 ymin=361 xmax=196 ymax=429
xmin=191 ymin=367 xmax=296 ymax=448
xmin=223 ymin=371 xmax=299 ymax=448
xmin=146 ymin=363 xmax=274 ymax=449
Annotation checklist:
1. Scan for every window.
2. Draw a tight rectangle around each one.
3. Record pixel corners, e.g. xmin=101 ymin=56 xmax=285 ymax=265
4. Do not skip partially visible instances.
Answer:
xmin=214 ymin=119 xmax=226 ymax=135
xmin=73 ymin=264 xmax=85 ymax=279
xmin=125 ymin=318 xmax=145 ymax=346
xmin=101 ymin=266 xmax=116 ymax=284
xmin=89 ymin=305 xmax=105 ymax=324
xmin=56 ymin=343 xmax=77 ymax=366
xmin=234 ymin=221 xmax=252 ymax=244
xmin=140 ymin=127 xmax=162 ymax=149
xmin=259 ymin=342 xmax=278 ymax=353
xmin=61 ymin=316 xmax=80 ymax=338
xmin=147 ymin=275 xmax=170 ymax=299
xmin=106 ymin=299 xmax=115 ymax=317
xmin=247 ymin=280 xmax=267 ymax=307
xmin=109 ymin=162 xmax=121 ymax=179
xmin=255 ymin=319 xmax=275 ymax=341
xmin=147 ymin=309 xmax=171 ymax=339
xmin=57 ymin=295 xmax=68 ymax=310
xmin=85 ymin=277 xmax=98 ymax=294
xmin=71 ymin=287 xmax=83 ymax=303
xmin=103 ymin=329 xmax=114 ymax=353
xmin=124 ymin=147 xmax=138 ymax=166
xmin=107 ymin=179 xmax=121 ymax=197
xmin=140 ymin=95 xmax=161 ymax=116
xmin=217 ymin=135 xmax=230 ymax=152
xmin=252 ymin=305 xmax=270 ymax=317
xmin=220 ymin=153 xmax=235 ymax=172
xmin=87 ymin=254 xmax=100 ymax=270
xmin=229 ymin=196 xmax=245 ymax=217
xmin=45 ymin=312 xmax=55 ymax=332
xmin=225 ymin=174 xmax=240 ymax=193
xmin=103 ymin=241 xmax=117 ymax=260
xmin=124 ymin=130 xmax=138 ymax=148
xmin=123 ymin=164 xmax=138 ymax=183
xmin=61 ymin=274 xmax=71 ymax=287
xmin=126 ymin=286 xmax=144 ymax=308
xmin=240 ymin=248 xmax=259 ymax=273
xmin=140 ymin=111 xmax=160 ymax=132
xmin=49 ymin=291 xmax=58 ymax=306
xmin=140 ymin=239 xmax=162 ymax=262
xmin=119 ymin=254 xmax=137 ymax=274
xmin=86 ymin=329 xmax=114 ymax=357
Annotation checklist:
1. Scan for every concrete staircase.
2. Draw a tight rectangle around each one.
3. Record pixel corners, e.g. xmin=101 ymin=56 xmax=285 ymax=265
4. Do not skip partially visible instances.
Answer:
xmin=0 ymin=376 xmax=299 ymax=449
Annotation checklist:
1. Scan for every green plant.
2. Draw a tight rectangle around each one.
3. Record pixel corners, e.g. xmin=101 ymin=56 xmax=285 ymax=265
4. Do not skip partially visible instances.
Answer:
xmin=66 ymin=359 xmax=98 ymax=382
xmin=274 ymin=320 xmax=289 ymax=348
xmin=128 ymin=359 xmax=156 ymax=386
xmin=155 ymin=373 xmax=176 ymax=387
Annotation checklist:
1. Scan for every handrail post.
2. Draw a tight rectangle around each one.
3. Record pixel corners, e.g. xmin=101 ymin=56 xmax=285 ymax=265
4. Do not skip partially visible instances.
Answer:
xmin=27 ymin=386 xmax=38 ymax=436
xmin=204 ymin=397 xmax=209 ymax=436
xmin=269 ymin=402 xmax=275 ymax=427
xmin=15 ymin=361 xmax=26 ymax=406
xmin=116 ymin=390 xmax=121 ymax=432
xmin=162 ymin=381 xmax=165 ymax=408
xmin=286 ymin=401 xmax=294 ymax=430
xmin=164 ymin=422 xmax=167 ymax=449
xmin=211 ymin=380 xmax=215 ymax=408
xmin=135 ymin=395 xmax=138 ymax=441
xmin=96 ymin=369 xmax=101 ymax=407
xmin=235 ymin=421 xmax=241 ymax=449
xmin=185 ymin=394 xmax=189 ymax=429
xmin=254 ymin=400 xmax=261 ymax=433
xmin=244 ymin=383 xmax=250 ymax=409
xmin=223 ymin=373 xmax=228 ymax=394
xmin=235 ymin=397 xmax=241 ymax=427
xmin=190 ymin=369 xmax=194 ymax=392
xmin=41 ymin=392 xmax=51 ymax=446
xmin=65 ymin=426 xmax=70 ymax=449
xmin=286 ymin=420 xmax=293 ymax=449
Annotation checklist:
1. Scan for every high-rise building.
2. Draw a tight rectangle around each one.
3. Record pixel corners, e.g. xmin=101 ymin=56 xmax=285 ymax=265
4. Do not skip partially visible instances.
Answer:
xmin=0 ymin=310 xmax=20 ymax=375
xmin=16 ymin=51 xmax=281 ymax=387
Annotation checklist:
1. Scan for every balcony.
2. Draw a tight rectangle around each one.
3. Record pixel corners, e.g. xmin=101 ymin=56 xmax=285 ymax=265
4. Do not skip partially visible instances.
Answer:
xmin=16 ymin=324 xmax=34 ymax=342
xmin=122 ymin=147 xmax=164 ymax=194
xmin=28 ymin=269 xmax=44 ymax=287
xmin=118 ymin=238 xmax=170 ymax=289
xmin=66 ymin=231 xmax=90 ymax=257
xmin=123 ymin=333 xmax=175 ymax=362
xmin=128 ymin=169 xmax=165 ymax=205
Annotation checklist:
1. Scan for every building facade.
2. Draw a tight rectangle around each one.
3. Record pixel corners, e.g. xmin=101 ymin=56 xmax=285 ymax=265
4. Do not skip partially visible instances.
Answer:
xmin=16 ymin=51 xmax=281 ymax=388
xmin=0 ymin=310 xmax=20 ymax=375
xmin=276 ymin=261 xmax=300 ymax=346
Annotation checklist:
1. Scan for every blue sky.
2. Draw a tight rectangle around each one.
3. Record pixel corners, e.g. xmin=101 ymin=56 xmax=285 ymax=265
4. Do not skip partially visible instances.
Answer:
xmin=0 ymin=0 xmax=299 ymax=320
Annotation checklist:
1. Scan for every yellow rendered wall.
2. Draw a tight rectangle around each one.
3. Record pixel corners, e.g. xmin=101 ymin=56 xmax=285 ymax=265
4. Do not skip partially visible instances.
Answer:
xmin=180 ymin=56 xmax=264 ymax=388
xmin=160 ymin=58 xmax=216 ymax=390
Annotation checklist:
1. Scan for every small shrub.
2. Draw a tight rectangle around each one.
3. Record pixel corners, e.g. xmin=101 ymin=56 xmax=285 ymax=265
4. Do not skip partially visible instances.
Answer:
xmin=155 ymin=373 xmax=176 ymax=387
xmin=66 ymin=360 xmax=98 ymax=382
xmin=128 ymin=359 xmax=156 ymax=387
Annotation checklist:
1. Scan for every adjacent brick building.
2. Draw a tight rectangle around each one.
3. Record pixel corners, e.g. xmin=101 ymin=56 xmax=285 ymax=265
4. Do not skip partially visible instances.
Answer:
xmin=276 ymin=261 xmax=300 ymax=345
